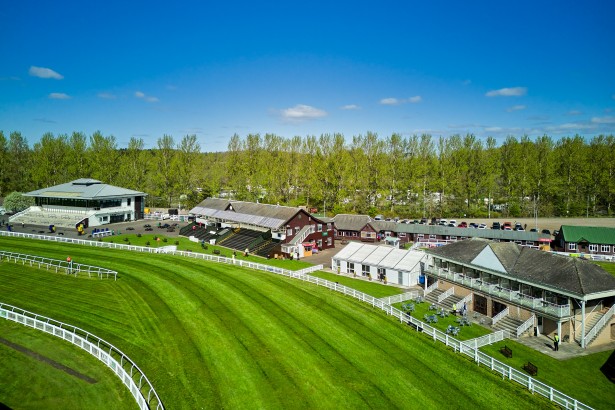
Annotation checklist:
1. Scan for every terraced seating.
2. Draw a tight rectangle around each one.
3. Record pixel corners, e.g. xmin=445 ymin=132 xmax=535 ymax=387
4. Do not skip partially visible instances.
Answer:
xmin=252 ymin=239 xmax=280 ymax=258
xmin=219 ymin=229 xmax=263 ymax=251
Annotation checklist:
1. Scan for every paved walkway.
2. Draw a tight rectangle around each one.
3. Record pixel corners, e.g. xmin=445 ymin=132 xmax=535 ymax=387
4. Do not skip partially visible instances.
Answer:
xmin=513 ymin=333 xmax=615 ymax=360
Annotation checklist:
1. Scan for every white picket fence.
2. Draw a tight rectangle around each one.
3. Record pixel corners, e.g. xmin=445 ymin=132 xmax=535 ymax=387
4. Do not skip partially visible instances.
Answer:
xmin=0 ymin=230 xmax=592 ymax=409
xmin=0 ymin=303 xmax=163 ymax=410
xmin=377 ymin=291 xmax=420 ymax=305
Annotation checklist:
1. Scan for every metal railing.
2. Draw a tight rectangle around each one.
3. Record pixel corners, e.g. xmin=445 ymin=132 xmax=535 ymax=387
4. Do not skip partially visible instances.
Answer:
xmin=0 ymin=303 xmax=163 ymax=410
xmin=491 ymin=307 xmax=509 ymax=326
xmin=517 ymin=315 xmax=535 ymax=338
xmin=427 ymin=267 xmax=571 ymax=317
xmin=437 ymin=286 xmax=454 ymax=302
xmin=377 ymin=291 xmax=420 ymax=305
xmin=585 ymin=305 xmax=615 ymax=346
xmin=0 ymin=230 xmax=593 ymax=409
xmin=461 ymin=330 xmax=508 ymax=349
xmin=459 ymin=293 xmax=473 ymax=306
xmin=424 ymin=280 xmax=438 ymax=295
xmin=0 ymin=250 xmax=117 ymax=280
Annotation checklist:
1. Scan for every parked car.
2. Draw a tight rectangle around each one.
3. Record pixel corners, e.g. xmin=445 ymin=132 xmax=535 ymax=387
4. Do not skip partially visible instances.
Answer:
xmin=502 ymin=222 xmax=513 ymax=230
xmin=438 ymin=219 xmax=448 ymax=226
xmin=448 ymin=222 xmax=456 ymax=227
xmin=374 ymin=215 xmax=383 ymax=221
xmin=514 ymin=223 xmax=524 ymax=231
xmin=478 ymin=223 xmax=487 ymax=229
xmin=491 ymin=222 xmax=501 ymax=230
xmin=457 ymin=221 xmax=468 ymax=228
xmin=469 ymin=223 xmax=479 ymax=228
xmin=529 ymin=228 xmax=538 ymax=232
xmin=448 ymin=219 xmax=457 ymax=226
xmin=541 ymin=229 xmax=551 ymax=235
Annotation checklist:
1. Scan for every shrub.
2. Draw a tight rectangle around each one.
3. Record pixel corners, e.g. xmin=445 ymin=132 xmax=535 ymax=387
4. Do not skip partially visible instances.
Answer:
xmin=175 ymin=240 xmax=180 ymax=246
xmin=162 ymin=238 xmax=168 ymax=243
xmin=137 ymin=233 xmax=142 ymax=238
xmin=146 ymin=241 xmax=150 ymax=246
xmin=123 ymin=237 xmax=129 ymax=242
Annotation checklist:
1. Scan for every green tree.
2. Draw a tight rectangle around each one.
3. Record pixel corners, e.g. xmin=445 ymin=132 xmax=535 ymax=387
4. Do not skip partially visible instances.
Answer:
xmin=88 ymin=131 xmax=119 ymax=183
xmin=7 ymin=132 xmax=31 ymax=192
xmin=3 ymin=191 xmax=35 ymax=213
xmin=153 ymin=135 xmax=178 ymax=207
xmin=31 ymin=132 xmax=70 ymax=187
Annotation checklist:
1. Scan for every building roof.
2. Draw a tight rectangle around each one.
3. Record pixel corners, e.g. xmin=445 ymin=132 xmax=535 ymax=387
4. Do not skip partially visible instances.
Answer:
xmin=560 ymin=225 xmax=615 ymax=245
xmin=24 ymin=179 xmax=146 ymax=199
xmin=332 ymin=243 xmax=425 ymax=272
xmin=426 ymin=238 xmax=615 ymax=299
xmin=190 ymin=198 xmax=326 ymax=230
xmin=332 ymin=214 xmax=373 ymax=231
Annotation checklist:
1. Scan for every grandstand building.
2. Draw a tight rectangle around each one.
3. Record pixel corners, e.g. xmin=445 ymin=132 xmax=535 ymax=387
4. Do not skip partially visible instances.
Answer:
xmin=186 ymin=198 xmax=334 ymax=258
xmin=11 ymin=178 xmax=146 ymax=229
xmin=424 ymin=238 xmax=615 ymax=348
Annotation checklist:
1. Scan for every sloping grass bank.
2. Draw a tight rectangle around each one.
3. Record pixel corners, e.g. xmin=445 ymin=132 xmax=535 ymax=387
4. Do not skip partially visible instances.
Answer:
xmin=0 ymin=236 xmax=566 ymax=408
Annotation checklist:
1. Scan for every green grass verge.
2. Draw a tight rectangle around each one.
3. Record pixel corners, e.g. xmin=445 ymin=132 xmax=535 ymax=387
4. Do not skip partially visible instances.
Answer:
xmin=99 ymin=233 xmax=314 ymax=270
xmin=0 ymin=236 xmax=586 ymax=408
xmin=308 ymin=271 xmax=404 ymax=298
xmin=481 ymin=339 xmax=615 ymax=410
xmin=0 ymin=320 xmax=132 ymax=409
xmin=594 ymin=261 xmax=615 ymax=277
xmin=393 ymin=301 xmax=493 ymax=341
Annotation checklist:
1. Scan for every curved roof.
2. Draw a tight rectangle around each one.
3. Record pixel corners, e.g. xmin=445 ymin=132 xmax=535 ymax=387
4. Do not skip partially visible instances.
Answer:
xmin=25 ymin=179 xmax=146 ymax=199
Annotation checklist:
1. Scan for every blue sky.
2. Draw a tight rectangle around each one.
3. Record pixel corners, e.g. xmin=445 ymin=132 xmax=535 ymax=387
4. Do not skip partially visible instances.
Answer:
xmin=1 ymin=1 xmax=614 ymax=151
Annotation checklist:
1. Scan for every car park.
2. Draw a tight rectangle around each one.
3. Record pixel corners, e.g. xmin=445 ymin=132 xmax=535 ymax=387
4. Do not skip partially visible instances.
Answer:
xmin=478 ymin=223 xmax=487 ymax=229
xmin=469 ymin=223 xmax=478 ymax=228
xmin=448 ymin=219 xmax=457 ymax=226
xmin=438 ymin=219 xmax=448 ymax=226
xmin=457 ymin=221 xmax=467 ymax=228
xmin=491 ymin=222 xmax=501 ymax=230
xmin=502 ymin=222 xmax=512 ymax=230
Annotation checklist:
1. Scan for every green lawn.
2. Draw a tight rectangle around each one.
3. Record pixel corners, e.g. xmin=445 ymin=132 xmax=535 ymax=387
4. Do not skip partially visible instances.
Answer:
xmin=0 ymin=320 xmax=133 ymax=409
xmin=0 ymin=236 xmax=593 ymax=409
xmin=99 ymin=233 xmax=314 ymax=270
xmin=394 ymin=301 xmax=493 ymax=340
xmin=308 ymin=271 xmax=404 ymax=298
xmin=481 ymin=339 xmax=615 ymax=410
xmin=594 ymin=261 xmax=615 ymax=277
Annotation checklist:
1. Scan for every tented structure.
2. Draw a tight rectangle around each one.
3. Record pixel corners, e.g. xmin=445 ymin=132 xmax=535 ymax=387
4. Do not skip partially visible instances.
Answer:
xmin=331 ymin=242 xmax=426 ymax=286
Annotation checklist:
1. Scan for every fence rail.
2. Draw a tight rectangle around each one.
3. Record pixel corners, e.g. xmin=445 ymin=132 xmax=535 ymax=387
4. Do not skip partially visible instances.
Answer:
xmin=0 ymin=303 xmax=163 ymax=410
xmin=491 ymin=307 xmax=509 ymax=326
xmin=517 ymin=315 xmax=535 ymax=338
xmin=0 ymin=250 xmax=117 ymax=280
xmin=0 ymin=230 xmax=592 ymax=409
xmin=585 ymin=305 xmax=615 ymax=345
xmin=377 ymin=291 xmax=420 ymax=305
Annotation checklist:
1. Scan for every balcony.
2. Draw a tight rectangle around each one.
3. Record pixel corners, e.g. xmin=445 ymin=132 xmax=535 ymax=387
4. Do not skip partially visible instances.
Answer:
xmin=425 ymin=266 xmax=571 ymax=318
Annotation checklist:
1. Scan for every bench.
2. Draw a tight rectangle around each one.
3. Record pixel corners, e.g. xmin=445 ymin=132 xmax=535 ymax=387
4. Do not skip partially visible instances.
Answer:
xmin=213 ymin=249 xmax=220 ymax=255
xmin=500 ymin=345 xmax=512 ymax=358
xmin=523 ymin=362 xmax=538 ymax=376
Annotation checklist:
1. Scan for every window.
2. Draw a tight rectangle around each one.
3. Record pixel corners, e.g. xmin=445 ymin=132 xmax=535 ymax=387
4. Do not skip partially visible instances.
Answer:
xmin=349 ymin=263 xmax=355 ymax=274
xmin=328 ymin=223 xmax=333 ymax=230
xmin=450 ymin=236 xmax=457 ymax=240
xmin=311 ymin=224 xmax=316 ymax=233
xmin=317 ymin=224 xmax=322 ymax=232
xmin=287 ymin=228 xmax=292 ymax=236
xmin=317 ymin=239 xmax=322 ymax=248
xmin=327 ymin=237 xmax=332 ymax=246
xmin=429 ymin=234 xmax=437 ymax=239
xmin=362 ymin=265 xmax=370 ymax=277
xmin=127 ymin=198 xmax=131 ymax=206
xmin=352 ymin=232 xmax=358 ymax=237
xmin=398 ymin=271 xmax=403 ymax=285
xmin=398 ymin=232 xmax=406 ymax=238
xmin=295 ymin=227 xmax=300 ymax=235
xmin=601 ymin=245 xmax=611 ymax=253
xmin=568 ymin=243 xmax=577 ymax=251
xmin=417 ymin=234 xmax=424 ymax=239
xmin=589 ymin=244 xmax=598 ymax=252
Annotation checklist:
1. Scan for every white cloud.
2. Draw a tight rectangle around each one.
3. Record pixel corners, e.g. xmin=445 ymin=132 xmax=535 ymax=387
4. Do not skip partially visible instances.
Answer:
xmin=380 ymin=96 xmax=422 ymax=105
xmin=135 ymin=90 xmax=159 ymax=103
xmin=29 ymin=66 xmax=64 ymax=80
xmin=48 ymin=92 xmax=70 ymax=99
xmin=566 ymin=110 xmax=582 ymax=116
xmin=98 ymin=92 xmax=116 ymax=99
xmin=591 ymin=116 xmax=615 ymax=124
xmin=507 ymin=105 xmax=526 ymax=112
xmin=341 ymin=104 xmax=360 ymax=110
xmin=281 ymin=104 xmax=327 ymax=121
xmin=380 ymin=97 xmax=400 ymax=105
xmin=485 ymin=87 xmax=527 ymax=97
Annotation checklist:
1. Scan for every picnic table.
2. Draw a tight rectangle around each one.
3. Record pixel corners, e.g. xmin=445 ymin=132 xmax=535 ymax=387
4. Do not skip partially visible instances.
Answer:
xmin=424 ymin=314 xmax=438 ymax=323
xmin=446 ymin=325 xmax=460 ymax=336
xmin=438 ymin=309 xmax=449 ymax=318
xmin=429 ymin=303 xmax=438 ymax=311
xmin=456 ymin=317 xmax=471 ymax=326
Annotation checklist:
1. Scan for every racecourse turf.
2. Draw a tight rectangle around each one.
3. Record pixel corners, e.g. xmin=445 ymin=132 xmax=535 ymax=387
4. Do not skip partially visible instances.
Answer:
xmin=0 ymin=236 xmax=554 ymax=409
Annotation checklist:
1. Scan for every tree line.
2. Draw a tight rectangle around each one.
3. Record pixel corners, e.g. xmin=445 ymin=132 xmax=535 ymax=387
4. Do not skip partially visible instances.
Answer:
xmin=1 ymin=130 xmax=614 ymax=218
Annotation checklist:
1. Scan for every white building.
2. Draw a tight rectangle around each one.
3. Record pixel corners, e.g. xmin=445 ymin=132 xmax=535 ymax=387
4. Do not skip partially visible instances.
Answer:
xmin=332 ymin=242 xmax=426 ymax=286
xmin=13 ymin=178 xmax=147 ymax=228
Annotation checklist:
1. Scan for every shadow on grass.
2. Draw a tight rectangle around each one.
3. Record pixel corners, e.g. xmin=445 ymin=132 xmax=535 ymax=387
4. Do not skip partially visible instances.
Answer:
xmin=601 ymin=350 xmax=615 ymax=384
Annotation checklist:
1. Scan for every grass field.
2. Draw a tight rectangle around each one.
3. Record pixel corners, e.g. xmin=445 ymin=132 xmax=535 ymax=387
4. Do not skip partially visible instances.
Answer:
xmin=594 ymin=261 xmax=615 ymax=277
xmin=0 ymin=236 xmax=597 ymax=409
xmin=0 ymin=320 xmax=133 ymax=409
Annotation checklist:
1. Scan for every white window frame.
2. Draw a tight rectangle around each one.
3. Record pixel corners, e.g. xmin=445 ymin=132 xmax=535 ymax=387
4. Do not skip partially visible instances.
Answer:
xmin=317 ymin=224 xmax=322 ymax=232
xmin=429 ymin=234 xmax=437 ymax=240
xmin=568 ymin=243 xmax=577 ymax=251
xmin=601 ymin=244 xmax=611 ymax=253
xmin=589 ymin=244 xmax=598 ymax=252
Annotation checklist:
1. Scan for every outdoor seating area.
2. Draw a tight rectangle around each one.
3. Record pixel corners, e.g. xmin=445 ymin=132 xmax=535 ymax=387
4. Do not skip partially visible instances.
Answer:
xmin=456 ymin=316 xmax=471 ymax=326
xmin=446 ymin=325 xmax=460 ymax=336
xmin=424 ymin=314 xmax=438 ymax=323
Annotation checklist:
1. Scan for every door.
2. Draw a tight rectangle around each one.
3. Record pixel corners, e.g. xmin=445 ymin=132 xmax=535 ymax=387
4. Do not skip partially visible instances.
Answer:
xmin=474 ymin=294 xmax=487 ymax=315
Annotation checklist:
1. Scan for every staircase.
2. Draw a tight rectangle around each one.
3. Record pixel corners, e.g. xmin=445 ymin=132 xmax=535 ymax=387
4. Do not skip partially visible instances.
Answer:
xmin=424 ymin=289 xmax=462 ymax=310
xmin=493 ymin=316 xmax=526 ymax=337
xmin=576 ymin=310 xmax=608 ymax=345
